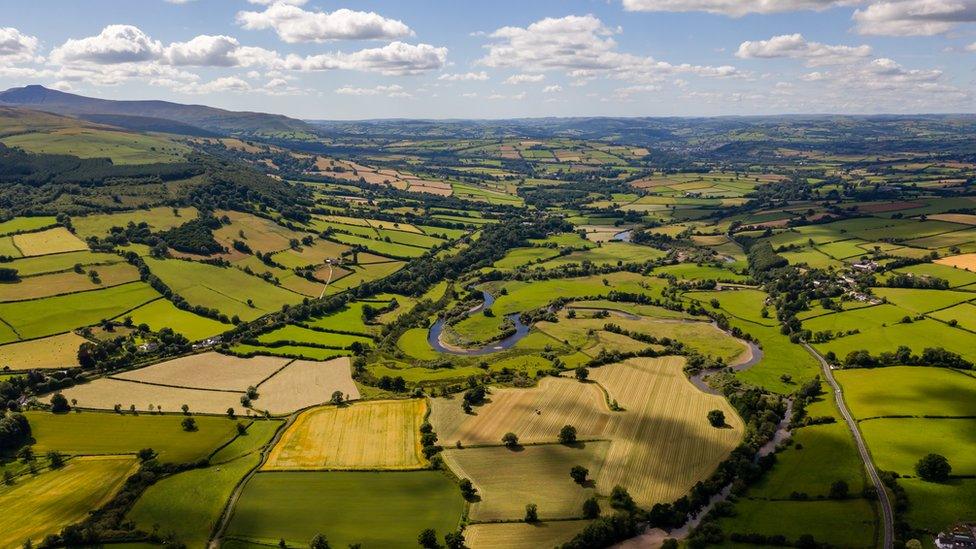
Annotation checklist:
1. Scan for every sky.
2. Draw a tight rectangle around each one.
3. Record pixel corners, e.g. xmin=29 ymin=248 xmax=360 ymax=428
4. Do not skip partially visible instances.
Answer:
xmin=1 ymin=0 xmax=975 ymax=119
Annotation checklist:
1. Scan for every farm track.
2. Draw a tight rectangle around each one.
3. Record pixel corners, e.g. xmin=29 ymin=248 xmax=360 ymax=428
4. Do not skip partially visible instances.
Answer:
xmin=803 ymin=343 xmax=893 ymax=549
xmin=208 ymin=411 xmax=296 ymax=549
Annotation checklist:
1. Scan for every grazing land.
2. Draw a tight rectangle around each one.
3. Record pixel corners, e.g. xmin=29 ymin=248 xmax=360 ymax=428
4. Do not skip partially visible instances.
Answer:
xmin=0 ymin=332 xmax=87 ymax=370
xmin=11 ymin=227 xmax=88 ymax=256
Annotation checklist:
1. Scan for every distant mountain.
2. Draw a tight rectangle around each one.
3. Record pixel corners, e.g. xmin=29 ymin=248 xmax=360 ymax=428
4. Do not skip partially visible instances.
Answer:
xmin=0 ymin=85 xmax=315 ymax=138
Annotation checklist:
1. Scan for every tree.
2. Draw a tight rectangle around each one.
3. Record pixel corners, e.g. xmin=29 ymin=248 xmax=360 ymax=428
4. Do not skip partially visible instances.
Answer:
xmin=829 ymin=480 xmax=849 ymax=499
xmin=17 ymin=446 xmax=34 ymax=464
xmin=236 ymin=422 xmax=247 ymax=435
xmin=137 ymin=448 xmax=156 ymax=462
xmin=502 ymin=432 xmax=519 ymax=448
xmin=181 ymin=417 xmax=197 ymax=432
xmin=582 ymin=496 xmax=600 ymax=519
xmin=309 ymin=534 xmax=330 ymax=549
xmin=558 ymin=424 xmax=577 ymax=444
xmin=47 ymin=451 xmax=65 ymax=469
xmin=417 ymin=528 xmax=438 ymax=548
xmin=706 ymin=409 xmax=725 ymax=428
xmin=331 ymin=390 xmax=344 ymax=406
xmin=181 ymin=404 xmax=190 ymax=415
xmin=278 ymin=539 xmax=287 ymax=549
xmin=915 ymin=453 xmax=951 ymax=482
xmin=444 ymin=531 xmax=464 ymax=549
xmin=609 ymin=485 xmax=635 ymax=511
xmin=459 ymin=478 xmax=478 ymax=500
xmin=524 ymin=503 xmax=539 ymax=523
xmin=50 ymin=393 xmax=70 ymax=413
xmin=226 ymin=408 xmax=236 ymax=419
xmin=574 ymin=367 xmax=589 ymax=381
xmin=570 ymin=465 xmax=589 ymax=484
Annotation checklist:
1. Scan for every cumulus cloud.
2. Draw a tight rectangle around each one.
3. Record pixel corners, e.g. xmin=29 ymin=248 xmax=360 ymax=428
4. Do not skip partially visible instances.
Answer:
xmin=335 ymin=84 xmax=410 ymax=97
xmin=236 ymin=3 xmax=413 ymax=43
xmin=478 ymin=14 xmax=740 ymax=83
xmin=50 ymin=24 xmax=163 ymax=64
xmin=621 ymin=0 xmax=860 ymax=16
xmin=247 ymin=0 xmax=308 ymax=4
xmin=736 ymin=34 xmax=872 ymax=66
xmin=438 ymin=71 xmax=489 ymax=81
xmin=504 ymin=73 xmax=545 ymax=84
xmin=542 ymin=84 xmax=563 ymax=93
xmin=288 ymin=41 xmax=447 ymax=75
xmin=0 ymin=27 xmax=40 ymax=64
xmin=853 ymin=0 xmax=976 ymax=36
xmin=967 ymin=42 xmax=976 ymax=52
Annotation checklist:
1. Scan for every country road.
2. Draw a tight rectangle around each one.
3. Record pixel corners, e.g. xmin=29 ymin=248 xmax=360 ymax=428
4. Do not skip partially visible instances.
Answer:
xmin=803 ymin=343 xmax=894 ymax=549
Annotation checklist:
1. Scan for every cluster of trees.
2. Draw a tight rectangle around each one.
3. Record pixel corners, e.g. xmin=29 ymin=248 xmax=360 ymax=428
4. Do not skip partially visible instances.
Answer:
xmin=746 ymin=241 xmax=789 ymax=277
xmin=0 ymin=412 xmax=30 ymax=451
xmin=841 ymin=346 xmax=972 ymax=370
xmin=885 ymin=273 xmax=949 ymax=290
xmin=0 ymin=267 xmax=19 ymax=282
xmin=158 ymin=216 xmax=225 ymax=255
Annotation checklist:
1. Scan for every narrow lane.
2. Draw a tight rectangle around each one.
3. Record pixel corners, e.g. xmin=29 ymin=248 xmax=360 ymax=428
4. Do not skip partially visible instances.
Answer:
xmin=802 ymin=343 xmax=894 ymax=549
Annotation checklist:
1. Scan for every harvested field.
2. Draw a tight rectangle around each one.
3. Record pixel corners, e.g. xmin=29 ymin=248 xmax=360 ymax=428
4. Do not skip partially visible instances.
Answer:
xmin=930 ymin=213 xmax=976 ymax=225
xmin=0 ymin=332 xmax=87 ymax=370
xmin=0 ymin=262 xmax=140 ymax=302
xmin=113 ymin=352 xmax=290 ymax=391
xmin=442 ymin=442 xmax=608 ymax=521
xmin=255 ymin=357 xmax=360 ymax=414
xmin=12 ymin=227 xmax=87 ymax=256
xmin=0 ymin=456 xmax=139 ymax=547
xmin=213 ymin=211 xmax=307 ymax=253
xmin=936 ymin=253 xmax=976 ymax=271
xmin=264 ymin=399 xmax=426 ymax=470
xmin=462 ymin=521 xmax=591 ymax=549
xmin=61 ymin=378 xmax=244 ymax=415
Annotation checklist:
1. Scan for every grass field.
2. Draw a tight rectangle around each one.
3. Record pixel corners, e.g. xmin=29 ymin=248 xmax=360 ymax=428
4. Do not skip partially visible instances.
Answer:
xmin=256 ymin=324 xmax=372 ymax=349
xmin=121 ymin=298 xmax=231 ymax=341
xmin=0 ymin=262 xmax=140 ymax=302
xmin=329 ymin=232 xmax=429 ymax=258
xmin=25 ymin=411 xmax=243 ymax=462
xmin=397 ymin=327 xmax=440 ymax=360
xmin=0 ymin=216 xmax=57 ymax=236
xmin=0 ymin=332 xmax=87 ymax=370
xmin=442 ymin=442 xmax=608 ymax=521
xmin=226 ymin=471 xmax=464 ymax=548
xmin=113 ymin=352 xmax=289 ymax=391
xmin=0 ymin=236 xmax=22 ymax=258
xmin=836 ymin=367 xmax=976 ymax=418
xmin=859 ymin=418 xmax=976 ymax=476
xmin=254 ymin=357 xmax=360 ymax=414
xmin=0 ymin=281 xmax=160 ymax=343
xmin=2 ymin=127 xmax=188 ymax=164
xmin=72 ymin=207 xmax=198 ymax=239
xmin=0 ymin=456 xmax=139 ymax=547
xmin=462 ymin=521 xmax=592 ymax=549
xmin=902 ymin=478 xmax=976 ymax=534
xmin=129 ymin=454 xmax=260 ymax=546
xmin=537 ymin=242 xmax=665 ymax=269
xmin=303 ymin=301 xmax=378 ymax=335
xmin=12 ymin=227 xmax=88 ymax=256
xmin=264 ymin=399 xmax=426 ymax=470
xmin=146 ymin=258 xmax=303 ymax=321
xmin=716 ymin=498 xmax=877 ymax=548
xmin=4 ymin=250 xmax=123 ymax=276
xmin=213 ymin=211 xmax=308 ymax=254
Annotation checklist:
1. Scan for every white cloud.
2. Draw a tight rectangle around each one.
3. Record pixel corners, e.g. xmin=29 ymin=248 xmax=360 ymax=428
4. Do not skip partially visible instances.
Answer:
xmin=247 ymin=0 xmax=308 ymax=4
xmin=542 ymin=84 xmax=563 ymax=93
xmin=164 ymin=35 xmax=246 ymax=66
xmin=335 ymin=84 xmax=410 ymax=97
xmin=853 ymin=0 xmax=976 ymax=36
xmin=621 ymin=0 xmax=860 ymax=16
xmin=478 ymin=15 xmax=741 ymax=83
xmin=288 ymin=41 xmax=447 ymax=75
xmin=438 ymin=71 xmax=488 ymax=81
xmin=967 ymin=42 xmax=976 ymax=52
xmin=613 ymin=84 xmax=661 ymax=99
xmin=736 ymin=34 xmax=872 ymax=66
xmin=236 ymin=4 xmax=413 ymax=43
xmin=504 ymin=73 xmax=545 ymax=84
xmin=50 ymin=25 xmax=163 ymax=65
xmin=461 ymin=92 xmax=478 ymax=98
xmin=0 ymin=27 xmax=39 ymax=64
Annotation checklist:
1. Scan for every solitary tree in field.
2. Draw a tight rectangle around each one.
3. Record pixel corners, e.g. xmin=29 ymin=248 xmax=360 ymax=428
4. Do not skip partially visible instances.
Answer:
xmin=609 ymin=485 xmax=635 ymax=511
xmin=309 ymin=534 xmax=330 ymax=549
xmin=181 ymin=404 xmax=190 ymax=415
xmin=574 ymin=367 xmax=589 ymax=382
xmin=50 ymin=393 xmax=70 ymax=414
xmin=444 ymin=531 xmax=465 ymax=549
xmin=524 ymin=503 xmax=539 ymax=523
xmin=558 ymin=425 xmax=577 ymax=445
xmin=502 ymin=432 xmax=519 ymax=448
xmin=181 ymin=417 xmax=197 ymax=432
xmin=226 ymin=408 xmax=236 ymax=419
xmin=570 ymin=465 xmax=589 ymax=484
xmin=582 ymin=496 xmax=600 ymax=519
xmin=417 ymin=528 xmax=438 ymax=549
xmin=916 ymin=453 xmax=951 ymax=482
xmin=137 ymin=448 xmax=155 ymax=462
xmin=459 ymin=478 xmax=478 ymax=500
xmin=829 ymin=480 xmax=849 ymax=499
xmin=331 ymin=390 xmax=344 ymax=406
xmin=47 ymin=451 xmax=64 ymax=469
xmin=707 ymin=409 xmax=725 ymax=428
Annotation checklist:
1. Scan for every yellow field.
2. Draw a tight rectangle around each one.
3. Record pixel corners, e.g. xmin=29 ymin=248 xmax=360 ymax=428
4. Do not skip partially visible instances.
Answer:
xmin=430 ymin=377 xmax=611 ymax=446
xmin=0 ymin=332 xmax=87 ymax=370
xmin=463 ymin=520 xmax=592 ymax=549
xmin=263 ymin=399 xmax=426 ymax=470
xmin=113 ymin=352 xmax=290 ymax=391
xmin=432 ymin=357 xmax=743 ymax=507
xmin=936 ymin=253 xmax=976 ymax=271
xmin=0 ymin=456 xmax=138 ymax=547
xmin=213 ymin=210 xmax=307 ymax=254
xmin=930 ymin=213 xmax=976 ymax=226
xmin=61 ymin=377 xmax=244 ymax=415
xmin=0 ymin=262 xmax=140 ymax=302
xmin=12 ymin=227 xmax=87 ymax=256
xmin=254 ymin=357 xmax=361 ymax=414
xmin=589 ymin=357 xmax=743 ymax=504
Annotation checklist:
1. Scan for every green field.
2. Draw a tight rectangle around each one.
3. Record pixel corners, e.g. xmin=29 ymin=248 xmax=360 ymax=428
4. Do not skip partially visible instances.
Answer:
xmin=226 ymin=471 xmax=464 ymax=547
xmin=5 ymin=250 xmax=124 ymax=276
xmin=303 ymin=301 xmax=380 ymax=335
xmin=2 ymin=127 xmax=189 ymax=164
xmin=0 ymin=281 xmax=160 ymax=343
xmin=0 ymin=216 xmax=57 ymax=236
xmin=121 ymin=298 xmax=231 ymax=341
xmin=329 ymin=232 xmax=428 ymax=258
xmin=25 ymin=411 xmax=244 ymax=463
xmin=493 ymin=246 xmax=561 ymax=269
xmin=837 ymin=367 xmax=976 ymax=418
xmin=860 ymin=418 xmax=976 ymax=476
xmin=256 ymin=324 xmax=372 ymax=348
xmin=901 ymin=478 xmax=976 ymax=534
xmin=397 ymin=328 xmax=440 ymax=360
xmin=71 ymin=207 xmax=199 ymax=239
xmin=717 ymin=498 xmax=878 ymax=548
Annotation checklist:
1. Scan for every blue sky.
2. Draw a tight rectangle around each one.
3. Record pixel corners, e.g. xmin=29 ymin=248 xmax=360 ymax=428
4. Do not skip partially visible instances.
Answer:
xmin=1 ymin=0 xmax=974 ymax=119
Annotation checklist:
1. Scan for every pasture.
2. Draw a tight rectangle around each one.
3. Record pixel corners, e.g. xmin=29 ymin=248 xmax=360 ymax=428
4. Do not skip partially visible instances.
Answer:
xmin=836 ymin=367 xmax=976 ymax=418
xmin=226 ymin=471 xmax=463 ymax=548
xmin=71 ymin=207 xmax=198 ymax=240
xmin=442 ymin=442 xmax=608 ymax=521
xmin=859 ymin=418 xmax=976 ymax=476
xmin=256 ymin=324 xmax=372 ymax=349
xmin=1 ymin=126 xmax=188 ymax=164
xmin=113 ymin=352 xmax=289 ymax=391
xmin=0 ymin=332 xmax=87 ymax=370
xmin=12 ymin=227 xmax=88 ymax=256
xmin=716 ymin=498 xmax=878 ymax=548
xmin=0 ymin=262 xmax=140 ymax=302
xmin=0 ymin=216 xmax=57 ymax=236
xmin=902 ymin=478 xmax=976 ymax=534
xmin=0 ymin=456 xmax=139 ymax=547
xmin=5 ymin=250 xmax=123 ymax=276
xmin=25 ymin=411 xmax=244 ymax=463
xmin=121 ymin=298 xmax=230 ymax=341
xmin=264 ymin=399 xmax=425 ymax=470
xmin=303 ymin=300 xmax=378 ymax=335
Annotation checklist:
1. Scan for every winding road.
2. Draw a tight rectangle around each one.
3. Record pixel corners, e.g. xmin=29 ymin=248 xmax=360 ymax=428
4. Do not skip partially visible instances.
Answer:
xmin=802 ymin=343 xmax=894 ymax=549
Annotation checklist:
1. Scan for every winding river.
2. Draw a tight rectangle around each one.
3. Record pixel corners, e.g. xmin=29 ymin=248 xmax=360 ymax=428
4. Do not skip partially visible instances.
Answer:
xmin=427 ymin=290 xmax=530 ymax=355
